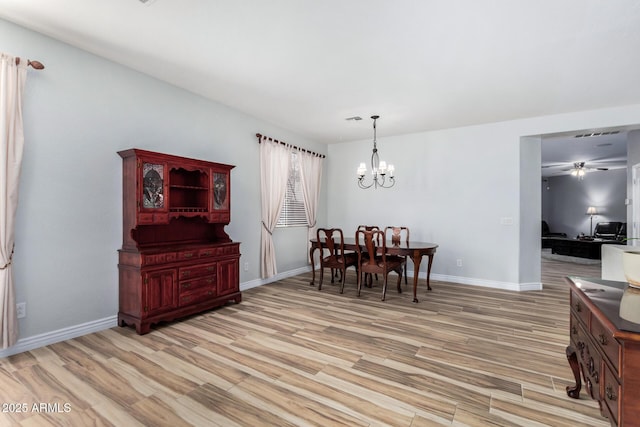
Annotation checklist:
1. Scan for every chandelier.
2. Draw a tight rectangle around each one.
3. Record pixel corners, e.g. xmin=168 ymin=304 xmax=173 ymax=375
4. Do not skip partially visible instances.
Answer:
xmin=571 ymin=162 xmax=586 ymax=179
xmin=357 ymin=115 xmax=395 ymax=189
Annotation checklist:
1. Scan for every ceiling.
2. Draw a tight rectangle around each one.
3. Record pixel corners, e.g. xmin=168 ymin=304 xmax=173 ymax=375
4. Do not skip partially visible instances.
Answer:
xmin=541 ymin=129 xmax=629 ymax=177
xmin=2 ymin=0 xmax=640 ymax=145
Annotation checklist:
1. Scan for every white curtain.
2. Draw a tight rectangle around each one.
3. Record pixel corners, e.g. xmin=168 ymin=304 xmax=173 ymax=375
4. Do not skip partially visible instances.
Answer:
xmin=259 ymin=138 xmax=291 ymax=278
xmin=0 ymin=53 xmax=27 ymax=349
xmin=299 ymin=151 xmax=323 ymax=260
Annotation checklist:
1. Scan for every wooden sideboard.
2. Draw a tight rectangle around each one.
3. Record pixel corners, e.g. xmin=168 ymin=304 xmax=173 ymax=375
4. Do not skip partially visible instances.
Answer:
xmin=565 ymin=276 xmax=640 ymax=426
xmin=117 ymin=149 xmax=241 ymax=334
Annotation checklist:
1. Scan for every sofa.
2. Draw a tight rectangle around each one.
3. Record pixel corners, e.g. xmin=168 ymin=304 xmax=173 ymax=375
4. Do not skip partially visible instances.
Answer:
xmin=542 ymin=220 xmax=566 ymax=238
xmin=594 ymin=222 xmax=626 ymax=241
xmin=541 ymin=221 xmax=566 ymax=248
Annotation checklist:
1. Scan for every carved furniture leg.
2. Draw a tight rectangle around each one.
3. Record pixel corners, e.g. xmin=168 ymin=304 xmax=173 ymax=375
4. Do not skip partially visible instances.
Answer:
xmin=565 ymin=345 xmax=582 ymax=399
xmin=410 ymin=253 xmax=422 ymax=303
xmin=426 ymin=254 xmax=434 ymax=291
xmin=309 ymin=245 xmax=318 ymax=286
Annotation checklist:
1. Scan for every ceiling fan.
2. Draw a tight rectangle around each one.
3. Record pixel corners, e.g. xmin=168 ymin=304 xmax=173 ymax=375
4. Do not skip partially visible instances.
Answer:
xmin=541 ymin=157 xmax=627 ymax=178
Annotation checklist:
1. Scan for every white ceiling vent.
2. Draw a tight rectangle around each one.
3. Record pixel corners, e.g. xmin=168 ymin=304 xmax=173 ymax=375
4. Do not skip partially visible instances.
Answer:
xmin=574 ymin=131 xmax=620 ymax=138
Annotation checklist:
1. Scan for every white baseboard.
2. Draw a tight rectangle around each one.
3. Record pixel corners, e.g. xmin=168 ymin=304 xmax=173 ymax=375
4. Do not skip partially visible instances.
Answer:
xmin=429 ymin=273 xmax=542 ymax=291
xmin=241 ymin=265 xmax=312 ymax=291
xmin=0 ymin=266 xmax=314 ymax=357
xmin=1 ymin=265 xmax=541 ymax=358
xmin=0 ymin=315 xmax=118 ymax=358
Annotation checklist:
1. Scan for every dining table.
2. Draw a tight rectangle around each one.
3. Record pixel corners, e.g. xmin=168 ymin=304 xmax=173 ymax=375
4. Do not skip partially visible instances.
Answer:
xmin=309 ymin=237 xmax=438 ymax=302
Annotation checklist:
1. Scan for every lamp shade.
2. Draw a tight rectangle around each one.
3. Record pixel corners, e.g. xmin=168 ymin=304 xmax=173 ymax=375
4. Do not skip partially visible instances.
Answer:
xmin=586 ymin=206 xmax=598 ymax=215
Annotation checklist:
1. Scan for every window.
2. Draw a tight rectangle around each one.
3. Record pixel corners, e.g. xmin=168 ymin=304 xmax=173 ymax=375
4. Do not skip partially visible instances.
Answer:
xmin=277 ymin=151 xmax=307 ymax=227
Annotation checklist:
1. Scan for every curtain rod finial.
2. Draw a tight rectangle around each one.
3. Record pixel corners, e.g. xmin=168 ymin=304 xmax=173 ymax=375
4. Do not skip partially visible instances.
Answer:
xmin=28 ymin=60 xmax=45 ymax=70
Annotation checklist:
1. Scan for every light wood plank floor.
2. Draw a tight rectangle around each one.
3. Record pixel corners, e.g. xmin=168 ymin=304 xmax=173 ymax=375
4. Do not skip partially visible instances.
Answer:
xmin=0 ymin=259 xmax=608 ymax=426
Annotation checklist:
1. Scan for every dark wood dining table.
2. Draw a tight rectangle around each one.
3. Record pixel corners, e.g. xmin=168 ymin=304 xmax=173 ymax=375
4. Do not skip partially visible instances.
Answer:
xmin=309 ymin=237 xmax=438 ymax=302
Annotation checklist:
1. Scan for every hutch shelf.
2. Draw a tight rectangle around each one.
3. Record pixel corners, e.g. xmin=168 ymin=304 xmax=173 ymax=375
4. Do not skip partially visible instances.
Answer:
xmin=117 ymin=148 xmax=241 ymax=334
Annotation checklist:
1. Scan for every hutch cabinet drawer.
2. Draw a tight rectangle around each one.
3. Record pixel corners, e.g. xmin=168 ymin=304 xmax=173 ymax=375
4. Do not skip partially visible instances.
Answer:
xmin=196 ymin=245 xmax=239 ymax=258
xmin=179 ymin=275 xmax=216 ymax=293
xmin=177 ymin=249 xmax=199 ymax=261
xmin=223 ymin=245 xmax=239 ymax=255
xmin=179 ymin=288 xmax=215 ymax=306
xmin=142 ymin=252 xmax=177 ymax=266
xmin=137 ymin=213 xmax=169 ymax=224
xmin=179 ymin=263 xmax=217 ymax=280
xmin=570 ymin=290 xmax=590 ymax=326
xmin=209 ymin=213 xmax=231 ymax=222
xmin=590 ymin=315 xmax=620 ymax=373
xmin=602 ymin=363 xmax=621 ymax=425
xmin=198 ymin=247 xmax=217 ymax=258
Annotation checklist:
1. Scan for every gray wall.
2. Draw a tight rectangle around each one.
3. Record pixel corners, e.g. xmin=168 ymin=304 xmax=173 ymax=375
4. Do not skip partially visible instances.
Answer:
xmin=1 ymin=18 xmax=327 ymax=344
xmin=543 ymin=169 xmax=627 ymax=238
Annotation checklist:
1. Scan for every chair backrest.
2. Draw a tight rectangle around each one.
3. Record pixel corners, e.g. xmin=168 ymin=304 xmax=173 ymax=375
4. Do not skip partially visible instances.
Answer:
xmin=355 ymin=229 xmax=387 ymax=267
xmin=357 ymin=225 xmax=379 ymax=232
xmin=541 ymin=220 xmax=550 ymax=236
xmin=384 ymin=226 xmax=409 ymax=246
xmin=594 ymin=222 xmax=623 ymax=239
xmin=317 ymin=228 xmax=347 ymax=263
xmin=618 ymin=223 xmax=627 ymax=240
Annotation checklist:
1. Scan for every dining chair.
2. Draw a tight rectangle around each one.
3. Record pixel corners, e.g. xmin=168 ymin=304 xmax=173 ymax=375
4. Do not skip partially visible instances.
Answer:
xmin=385 ymin=226 xmax=410 ymax=285
xmin=316 ymin=228 xmax=359 ymax=294
xmin=357 ymin=225 xmax=380 ymax=286
xmin=355 ymin=229 xmax=403 ymax=301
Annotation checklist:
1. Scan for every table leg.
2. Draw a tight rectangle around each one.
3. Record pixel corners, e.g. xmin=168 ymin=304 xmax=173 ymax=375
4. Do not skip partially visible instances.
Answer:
xmin=410 ymin=253 xmax=422 ymax=303
xmin=309 ymin=245 xmax=318 ymax=286
xmin=426 ymin=254 xmax=433 ymax=291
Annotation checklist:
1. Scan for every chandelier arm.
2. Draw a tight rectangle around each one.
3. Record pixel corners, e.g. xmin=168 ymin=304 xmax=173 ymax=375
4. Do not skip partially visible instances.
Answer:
xmin=358 ymin=177 xmax=375 ymax=189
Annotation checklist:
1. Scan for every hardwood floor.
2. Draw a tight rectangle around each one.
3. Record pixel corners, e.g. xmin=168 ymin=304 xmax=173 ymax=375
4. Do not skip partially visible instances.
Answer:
xmin=0 ymin=259 xmax=609 ymax=426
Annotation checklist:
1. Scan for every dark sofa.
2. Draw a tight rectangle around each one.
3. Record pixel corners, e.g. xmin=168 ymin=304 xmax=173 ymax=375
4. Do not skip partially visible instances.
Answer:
xmin=594 ymin=222 xmax=626 ymax=240
xmin=542 ymin=221 xmax=566 ymax=248
xmin=542 ymin=220 xmax=566 ymax=237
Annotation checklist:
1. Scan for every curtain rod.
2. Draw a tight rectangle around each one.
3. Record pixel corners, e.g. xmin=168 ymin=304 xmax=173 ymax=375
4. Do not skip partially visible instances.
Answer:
xmin=15 ymin=58 xmax=45 ymax=70
xmin=256 ymin=133 xmax=325 ymax=158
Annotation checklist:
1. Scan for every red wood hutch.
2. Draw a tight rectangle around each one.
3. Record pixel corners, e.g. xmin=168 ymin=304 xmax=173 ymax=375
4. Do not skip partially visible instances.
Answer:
xmin=117 ymin=149 xmax=241 ymax=334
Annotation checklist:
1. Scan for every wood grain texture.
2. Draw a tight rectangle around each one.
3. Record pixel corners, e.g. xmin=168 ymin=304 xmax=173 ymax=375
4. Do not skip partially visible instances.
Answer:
xmin=0 ymin=259 xmax=608 ymax=426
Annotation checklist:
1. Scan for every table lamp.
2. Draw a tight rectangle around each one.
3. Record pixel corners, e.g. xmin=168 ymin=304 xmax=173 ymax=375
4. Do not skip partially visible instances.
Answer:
xmin=586 ymin=206 xmax=597 ymax=236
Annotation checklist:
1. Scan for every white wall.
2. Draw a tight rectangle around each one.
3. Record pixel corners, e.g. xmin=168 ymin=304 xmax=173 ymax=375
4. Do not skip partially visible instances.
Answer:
xmin=0 ymin=19 xmax=327 ymax=351
xmin=5 ymin=16 xmax=640 ymax=355
xmin=628 ymin=130 xmax=640 ymax=240
xmin=327 ymin=109 xmax=640 ymax=290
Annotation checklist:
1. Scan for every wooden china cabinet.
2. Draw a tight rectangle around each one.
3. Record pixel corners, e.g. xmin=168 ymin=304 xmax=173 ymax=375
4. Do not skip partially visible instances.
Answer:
xmin=117 ymin=148 xmax=241 ymax=334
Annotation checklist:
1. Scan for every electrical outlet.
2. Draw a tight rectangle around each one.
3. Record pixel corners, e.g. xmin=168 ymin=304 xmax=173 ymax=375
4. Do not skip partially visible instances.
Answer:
xmin=16 ymin=302 xmax=26 ymax=319
xmin=244 ymin=262 xmax=249 ymax=272
xmin=456 ymin=259 xmax=463 ymax=267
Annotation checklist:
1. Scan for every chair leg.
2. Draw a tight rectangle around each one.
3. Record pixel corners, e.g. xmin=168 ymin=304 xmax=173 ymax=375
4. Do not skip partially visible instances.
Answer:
xmin=318 ymin=267 xmax=324 ymax=291
xmin=404 ymin=257 xmax=408 ymax=285
xmin=381 ymin=273 xmax=388 ymax=301
xmin=357 ymin=270 xmax=362 ymax=296
xmin=396 ymin=267 xmax=403 ymax=293
xmin=339 ymin=268 xmax=346 ymax=294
